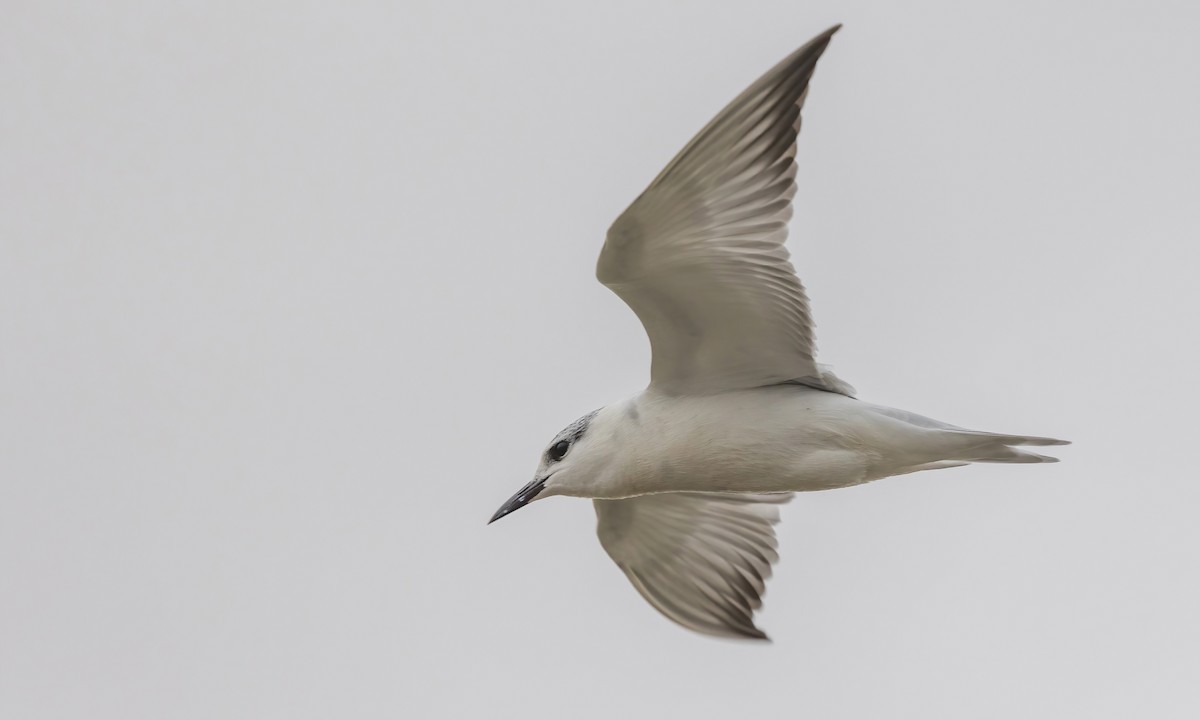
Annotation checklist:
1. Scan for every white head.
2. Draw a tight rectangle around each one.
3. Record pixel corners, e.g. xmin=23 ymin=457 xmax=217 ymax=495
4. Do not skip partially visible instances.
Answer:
xmin=488 ymin=407 xmax=618 ymax=523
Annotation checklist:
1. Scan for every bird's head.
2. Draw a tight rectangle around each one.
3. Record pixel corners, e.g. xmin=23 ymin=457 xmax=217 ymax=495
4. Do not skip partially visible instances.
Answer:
xmin=488 ymin=407 xmax=613 ymax=523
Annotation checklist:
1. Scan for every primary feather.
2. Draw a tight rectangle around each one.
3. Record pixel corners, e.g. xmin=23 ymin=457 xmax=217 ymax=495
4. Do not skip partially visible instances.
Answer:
xmin=595 ymin=492 xmax=792 ymax=640
xmin=597 ymin=25 xmax=844 ymax=396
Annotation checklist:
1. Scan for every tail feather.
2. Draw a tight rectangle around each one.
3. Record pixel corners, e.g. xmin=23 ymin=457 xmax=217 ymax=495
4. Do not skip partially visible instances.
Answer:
xmin=942 ymin=430 xmax=1070 ymax=464
xmin=953 ymin=431 xmax=1070 ymax=448
xmin=865 ymin=402 xmax=1070 ymax=469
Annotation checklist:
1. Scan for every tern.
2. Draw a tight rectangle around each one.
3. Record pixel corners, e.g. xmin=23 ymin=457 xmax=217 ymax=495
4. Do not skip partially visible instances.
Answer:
xmin=489 ymin=24 xmax=1067 ymax=640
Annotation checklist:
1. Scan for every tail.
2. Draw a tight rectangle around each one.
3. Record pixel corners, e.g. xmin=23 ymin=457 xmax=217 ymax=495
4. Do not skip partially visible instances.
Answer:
xmin=937 ymin=429 xmax=1070 ymax=464
xmin=866 ymin=403 xmax=1070 ymax=465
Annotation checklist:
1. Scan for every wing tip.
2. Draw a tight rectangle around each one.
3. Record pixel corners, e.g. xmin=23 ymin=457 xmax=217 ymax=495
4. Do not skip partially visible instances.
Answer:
xmin=810 ymin=23 xmax=842 ymax=46
xmin=786 ymin=24 xmax=841 ymax=64
xmin=697 ymin=619 xmax=773 ymax=642
xmin=736 ymin=626 xmax=772 ymax=642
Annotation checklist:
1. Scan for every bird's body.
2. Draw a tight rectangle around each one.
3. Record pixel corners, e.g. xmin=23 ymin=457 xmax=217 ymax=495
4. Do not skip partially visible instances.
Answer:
xmin=585 ymin=386 xmax=872 ymax=498
xmin=558 ymin=386 xmax=1061 ymax=500
xmin=489 ymin=24 xmax=1067 ymax=640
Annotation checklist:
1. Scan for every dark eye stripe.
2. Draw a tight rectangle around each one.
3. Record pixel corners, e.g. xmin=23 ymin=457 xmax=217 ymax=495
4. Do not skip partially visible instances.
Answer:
xmin=548 ymin=440 xmax=570 ymax=461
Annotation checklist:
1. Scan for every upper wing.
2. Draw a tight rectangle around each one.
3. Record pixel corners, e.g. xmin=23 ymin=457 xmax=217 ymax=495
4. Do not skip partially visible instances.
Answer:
xmin=597 ymin=26 xmax=842 ymax=396
xmin=595 ymin=491 xmax=792 ymax=640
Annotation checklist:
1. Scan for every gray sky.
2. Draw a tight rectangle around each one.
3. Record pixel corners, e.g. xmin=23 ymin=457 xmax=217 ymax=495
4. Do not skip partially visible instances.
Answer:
xmin=3 ymin=1 xmax=1198 ymax=718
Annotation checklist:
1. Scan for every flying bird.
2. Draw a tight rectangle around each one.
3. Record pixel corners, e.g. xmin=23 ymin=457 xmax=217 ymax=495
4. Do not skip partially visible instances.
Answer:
xmin=489 ymin=24 xmax=1067 ymax=640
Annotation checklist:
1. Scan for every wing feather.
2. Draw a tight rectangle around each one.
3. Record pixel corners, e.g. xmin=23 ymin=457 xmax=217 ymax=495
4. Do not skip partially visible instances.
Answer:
xmin=597 ymin=25 xmax=847 ymax=395
xmin=595 ymin=491 xmax=792 ymax=640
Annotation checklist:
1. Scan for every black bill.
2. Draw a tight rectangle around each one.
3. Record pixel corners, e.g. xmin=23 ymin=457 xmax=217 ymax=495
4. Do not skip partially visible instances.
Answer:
xmin=488 ymin=477 xmax=548 ymax=524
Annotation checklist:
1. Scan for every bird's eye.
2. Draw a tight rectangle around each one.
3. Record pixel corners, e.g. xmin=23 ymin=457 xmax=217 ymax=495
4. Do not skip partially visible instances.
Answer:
xmin=548 ymin=440 xmax=570 ymax=461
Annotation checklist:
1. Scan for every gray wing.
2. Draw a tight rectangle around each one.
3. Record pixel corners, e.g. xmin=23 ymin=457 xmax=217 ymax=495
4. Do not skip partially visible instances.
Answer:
xmin=597 ymin=25 xmax=846 ymax=396
xmin=595 ymin=491 xmax=793 ymax=640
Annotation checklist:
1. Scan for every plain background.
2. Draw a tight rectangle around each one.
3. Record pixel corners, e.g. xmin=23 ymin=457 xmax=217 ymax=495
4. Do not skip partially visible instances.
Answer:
xmin=3 ymin=1 xmax=1198 ymax=718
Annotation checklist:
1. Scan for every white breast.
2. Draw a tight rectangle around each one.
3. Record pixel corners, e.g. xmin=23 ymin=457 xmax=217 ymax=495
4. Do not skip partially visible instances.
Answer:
xmin=601 ymin=386 xmax=875 ymax=497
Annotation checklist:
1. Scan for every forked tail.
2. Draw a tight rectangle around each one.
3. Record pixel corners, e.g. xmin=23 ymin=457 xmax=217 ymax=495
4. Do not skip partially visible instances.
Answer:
xmin=866 ymin=403 xmax=1070 ymax=465
xmin=938 ymin=429 xmax=1070 ymax=464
